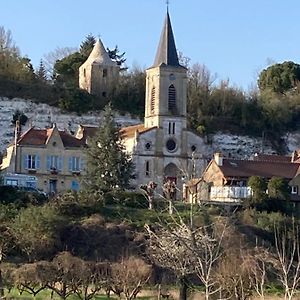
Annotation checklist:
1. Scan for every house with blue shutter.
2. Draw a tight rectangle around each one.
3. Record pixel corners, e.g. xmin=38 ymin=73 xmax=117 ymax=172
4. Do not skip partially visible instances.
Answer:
xmin=1 ymin=123 xmax=87 ymax=194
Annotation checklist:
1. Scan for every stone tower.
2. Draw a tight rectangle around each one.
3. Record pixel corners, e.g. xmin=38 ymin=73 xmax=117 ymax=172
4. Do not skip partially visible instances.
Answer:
xmin=79 ymin=39 xmax=119 ymax=97
xmin=144 ymin=12 xmax=187 ymax=130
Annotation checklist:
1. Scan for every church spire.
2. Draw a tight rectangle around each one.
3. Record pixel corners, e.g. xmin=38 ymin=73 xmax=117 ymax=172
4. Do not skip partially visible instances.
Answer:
xmin=153 ymin=12 xmax=180 ymax=67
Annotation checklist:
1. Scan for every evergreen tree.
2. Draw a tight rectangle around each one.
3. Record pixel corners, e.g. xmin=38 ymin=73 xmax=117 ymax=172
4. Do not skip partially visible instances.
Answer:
xmin=84 ymin=103 xmax=133 ymax=195
xmin=79 ymin=34 xmax=96 ymax=57
xmin=107 ymin=45 xmax=126 ymax=67
xmin=36 ymin=59 xmax=48 ymax=83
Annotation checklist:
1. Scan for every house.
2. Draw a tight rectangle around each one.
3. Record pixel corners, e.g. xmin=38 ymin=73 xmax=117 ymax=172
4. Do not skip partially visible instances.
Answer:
xmin=0 ymin=123 xmax=87 ymax=194
xmin=184 ymin=152 xmax=300 ymax=204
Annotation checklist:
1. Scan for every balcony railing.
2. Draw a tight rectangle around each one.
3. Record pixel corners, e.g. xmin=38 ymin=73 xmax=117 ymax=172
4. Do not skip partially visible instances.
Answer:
xmin=210 ymin=186 xmax=252 ymax=203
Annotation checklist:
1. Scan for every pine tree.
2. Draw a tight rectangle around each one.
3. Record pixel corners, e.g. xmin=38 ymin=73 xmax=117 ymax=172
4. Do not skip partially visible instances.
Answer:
xmin=84 ymin=103 xmax=133 ymax=194
xmin=79 ymin=34 xmax=96 ymax=57
xmin=36 ymin=59 xmax=48 ymax=83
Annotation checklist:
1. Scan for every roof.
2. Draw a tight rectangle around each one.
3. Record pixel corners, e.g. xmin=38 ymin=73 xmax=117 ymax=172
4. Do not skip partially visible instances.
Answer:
xmin=252 ymin=153 xmax=292 ymax=163
xmin=219 ymin=158 xmax=300 ymax=180
xmin=120 ymin=124 xmax=157 ymax=139
xmin=17 ymin=127 xmax=85 ymax=148
xmin=153 ymin=12 xmax=181 ymax=68
xmin=83 ymin=39 xmax=117 ymax=67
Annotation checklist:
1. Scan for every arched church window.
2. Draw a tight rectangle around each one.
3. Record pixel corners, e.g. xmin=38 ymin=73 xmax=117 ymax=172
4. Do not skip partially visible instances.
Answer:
xmin=168 ymin=84 xmax=176 ymax=111
xmin=151 ymin=87 xmax=155 ymax=113
xmin=83 ymin=69 xmax=86 ymax=77
xmin=103 ymin=69 xmax=107 ymax=78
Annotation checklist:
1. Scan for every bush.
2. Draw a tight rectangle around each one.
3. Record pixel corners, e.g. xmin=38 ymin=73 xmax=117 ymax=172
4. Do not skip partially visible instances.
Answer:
xmin=105 ymin=191 xmax=148 ymax=208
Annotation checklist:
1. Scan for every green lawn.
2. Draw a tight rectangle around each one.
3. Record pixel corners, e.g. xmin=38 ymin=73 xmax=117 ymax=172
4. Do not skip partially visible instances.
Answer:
xmin=5 ymin=288 xmax=154 ymax=300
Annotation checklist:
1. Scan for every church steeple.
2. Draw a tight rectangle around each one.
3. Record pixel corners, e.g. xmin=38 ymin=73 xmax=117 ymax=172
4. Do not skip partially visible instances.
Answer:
xmin=153 ymin=12 xmax=180 ymax=67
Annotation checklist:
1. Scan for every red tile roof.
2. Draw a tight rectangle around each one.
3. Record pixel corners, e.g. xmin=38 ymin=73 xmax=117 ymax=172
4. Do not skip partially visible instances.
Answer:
xmin=120 ymin=124 xmax=157 ymax=139
xmin=253 ymin=153 xmax=292 ymax=163
xmin=18 ymin=127 xmax=85 ymax=148
xmin=219 ymin=158 xmax=300 ymax=180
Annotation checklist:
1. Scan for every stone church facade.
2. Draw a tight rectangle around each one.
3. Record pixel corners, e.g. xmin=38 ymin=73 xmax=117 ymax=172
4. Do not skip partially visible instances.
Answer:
xmin=121 ymin=12 xmax=208 ymax=195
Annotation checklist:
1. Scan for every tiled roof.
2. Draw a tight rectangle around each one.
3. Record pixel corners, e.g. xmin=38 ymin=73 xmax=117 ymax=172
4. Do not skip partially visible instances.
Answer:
xmin=120 ymin=124 xmax=157 ymax=139
xmin=219 ymin=158 xmax=300 ymax=180
xmin=253 ymin=153 xmax=292 ymax=163
xmin=18 ymin=127 xmax=85 ymax=148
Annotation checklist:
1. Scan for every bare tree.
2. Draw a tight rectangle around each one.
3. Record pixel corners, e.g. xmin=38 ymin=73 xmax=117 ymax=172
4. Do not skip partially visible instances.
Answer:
xmin=273 ymin=224 xmax=300 ymax=300
xmin=146 ymin=216 xmax=225 ymax=300
xmin=248 ymin=247 xmax=273 ymax=300
xmin=43 ymin=46 xmax=77 ymax=78
xmin=13 ymin=262 xmax=48 ymax=297
xmin=110 ymin=256 xmax=152 ymax=300
xmin=140 ymin=181 xmax=157 ymax=210
xmin=162 ymin=179 xmax=176 ymax=215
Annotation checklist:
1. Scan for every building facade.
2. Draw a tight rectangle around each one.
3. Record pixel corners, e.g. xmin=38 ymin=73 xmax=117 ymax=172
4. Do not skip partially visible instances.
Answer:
xmin=1 ymin=124 xmax=86 ymax=194
xmin=121 ymin=12 xmax=208 ymax=196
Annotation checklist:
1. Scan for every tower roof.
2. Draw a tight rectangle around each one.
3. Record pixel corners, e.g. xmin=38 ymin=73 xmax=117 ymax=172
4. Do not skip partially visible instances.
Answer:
xmin=153 ymin=12 xmax=180 ymax=67
xmin=85 ymin=39 xmax=117 ymax=66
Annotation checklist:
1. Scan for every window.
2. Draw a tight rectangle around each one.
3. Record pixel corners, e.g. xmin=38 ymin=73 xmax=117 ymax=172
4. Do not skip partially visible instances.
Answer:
xmin=168 ymin=84 xmax=176 ymax=111
xmin=103 ymin=69 xmax=107 ymax=77
xmin=168 ymin=122 xmax=175 ymax=134
xmin=151 ymin=87 xmax=155 ymax=113
xmin=68 ymin=157 xmax=81 ymax=172
xmin=102 ymin=91 xmax=107 ymax=97
xmin=145 ymin=161 xmax=150 ymax=177
xmin=47 ymin=155 xmax=63 ymax=171
xmin=5 ymin=179 xmax=18 ymax=186
xmin=23 ymin=154 xmax=40 ymax=170
xmin=83 ymin=68 xmax=86 ymax=77
xmin=71 ymin=180 xmax=80 ymax=191
xmin=291 ymin=186 xmax=298 ymax=194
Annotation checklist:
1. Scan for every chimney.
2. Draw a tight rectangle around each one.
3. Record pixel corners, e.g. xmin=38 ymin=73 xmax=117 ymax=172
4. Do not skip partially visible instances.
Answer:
xmin=291 ymin=151 xmax=298 ymax=162
xmin=214 ymin=152 xmax=223 ymax=166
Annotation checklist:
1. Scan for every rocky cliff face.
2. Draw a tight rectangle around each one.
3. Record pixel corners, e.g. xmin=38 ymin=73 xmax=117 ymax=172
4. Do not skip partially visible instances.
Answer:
xmin=0 ymin=97 xmax=299 ymax=158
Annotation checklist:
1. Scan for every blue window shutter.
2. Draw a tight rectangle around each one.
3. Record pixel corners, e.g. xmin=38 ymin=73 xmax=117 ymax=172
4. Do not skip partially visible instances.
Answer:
xmin=46 ymin=156 xmax=51 ymax=170
xmin=36 ymin=155 xmax=40 ymax=169
xmin=80 ymin=158 xmax=85 ymax=171
xmin=23 ymin=155 xmax=28 ymax=170
xmin=58 ymin=157 xmax=63 ymax=171
xmin=68 ymin=157 xmax=73 ymax=171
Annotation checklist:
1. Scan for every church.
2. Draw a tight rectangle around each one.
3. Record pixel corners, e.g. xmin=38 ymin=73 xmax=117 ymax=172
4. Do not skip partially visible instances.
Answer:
xmin=119 ymin=12 xmax=208 ymax=194
xmin=79 ymin=11 xmax=208 ymax=195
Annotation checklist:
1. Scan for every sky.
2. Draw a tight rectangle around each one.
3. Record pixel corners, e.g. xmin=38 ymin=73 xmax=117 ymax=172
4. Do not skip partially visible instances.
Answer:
xmin=1 ymin=0 xmax=300 ymax=90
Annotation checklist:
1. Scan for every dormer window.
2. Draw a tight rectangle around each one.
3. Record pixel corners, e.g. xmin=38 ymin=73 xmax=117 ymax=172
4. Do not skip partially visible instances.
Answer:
xmin=168 ymin=84 xmax=176 ymax=111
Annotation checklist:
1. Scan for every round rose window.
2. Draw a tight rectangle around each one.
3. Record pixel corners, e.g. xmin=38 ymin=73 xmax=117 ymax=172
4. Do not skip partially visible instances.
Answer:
xmin=166 ymin=139 xmax=176 ymax=152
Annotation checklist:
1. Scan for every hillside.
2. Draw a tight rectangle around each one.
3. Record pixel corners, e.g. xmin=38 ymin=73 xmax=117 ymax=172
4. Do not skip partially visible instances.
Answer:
xmin=1 ymin=97 xmax=300 ymax=159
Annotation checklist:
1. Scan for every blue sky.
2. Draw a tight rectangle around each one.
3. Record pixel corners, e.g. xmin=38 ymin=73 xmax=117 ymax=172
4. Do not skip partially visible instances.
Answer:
xmin=1 ymin=0 xmax=300 ymax=90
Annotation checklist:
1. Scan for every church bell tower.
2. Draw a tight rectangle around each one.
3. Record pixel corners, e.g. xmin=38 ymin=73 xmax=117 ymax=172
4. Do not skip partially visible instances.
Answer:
xmin=144 ymin=12 xmax=187 ymax=130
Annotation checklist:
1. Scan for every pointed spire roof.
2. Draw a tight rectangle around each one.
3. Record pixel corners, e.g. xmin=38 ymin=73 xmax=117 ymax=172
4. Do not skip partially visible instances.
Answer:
xmin=85 ymin=39 xmax=117 ymax=66
xmin=153 ymin=12 xmax=180 ymax=67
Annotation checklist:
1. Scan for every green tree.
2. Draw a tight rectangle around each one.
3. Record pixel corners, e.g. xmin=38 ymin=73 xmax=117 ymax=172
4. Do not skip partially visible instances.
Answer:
xmin=58 ymin=88 xmax=96 ymax=113
xmin=258 ymin=61 xmax=300 ymax=94
xmin=11 ymin=109 xmax=28 ymax=126
xmin=36 ymin=59 xmax=48 ymax=83
xmin=12 ymin=205 xmax=63 ymax=261
xmin=111 ymin=66 xmax=145 ymax=116
xmin=267 ymin=177 xmax=290 ymax=201
xmin=247 ymin=176 xmax=267 ymax=205
xmin=79 ymin=34 xmax=96 ymax=57
xmin=84 ymin=103 xmax=134 ymax=195
xmin=107 ymin=45 xmax=126 ymax=67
